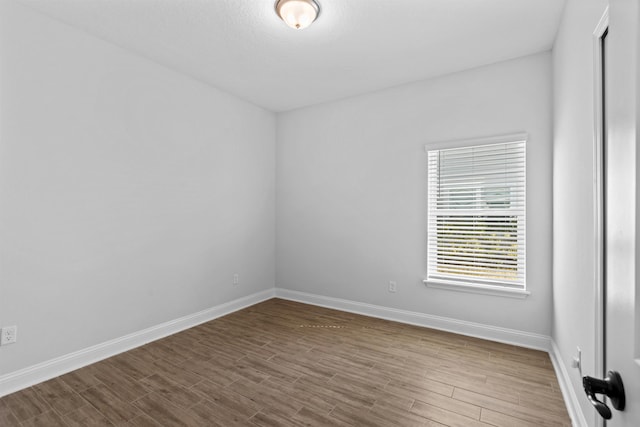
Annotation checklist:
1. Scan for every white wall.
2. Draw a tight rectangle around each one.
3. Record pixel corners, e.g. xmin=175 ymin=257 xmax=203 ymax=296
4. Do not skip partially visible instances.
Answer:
xmin=0 ymin=2 xmax=276 ymax=375
xmin=552 ymin=0 xmax=608 ymax=425
xmin=277 ymin=52 xmax=553 ymax=336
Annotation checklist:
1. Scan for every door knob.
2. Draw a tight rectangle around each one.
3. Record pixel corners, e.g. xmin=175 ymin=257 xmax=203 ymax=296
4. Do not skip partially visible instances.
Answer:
xmin=582 ymin=371 xmax=625 ymax=419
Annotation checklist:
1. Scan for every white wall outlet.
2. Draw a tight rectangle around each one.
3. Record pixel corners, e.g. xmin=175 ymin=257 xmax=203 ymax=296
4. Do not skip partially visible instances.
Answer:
xmin=571 ymin=347 xmax=582 ymax=374
xmin=1 ymin=326 xmax=17 ymax=345
xmin=233 ymin=274 xmax=239 ymax=285
xmin=388 ymin=281 xmax=397 ymax=293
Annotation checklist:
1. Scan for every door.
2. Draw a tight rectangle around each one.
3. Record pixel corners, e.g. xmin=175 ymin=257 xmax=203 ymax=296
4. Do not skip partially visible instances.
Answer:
xmin=600 ymin=0 xmax=640 ymax=425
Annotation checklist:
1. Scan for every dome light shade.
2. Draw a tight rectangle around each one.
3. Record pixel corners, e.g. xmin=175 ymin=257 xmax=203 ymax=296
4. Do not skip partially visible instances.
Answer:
xmin=275 ymin=0 xmax=320 ymax=30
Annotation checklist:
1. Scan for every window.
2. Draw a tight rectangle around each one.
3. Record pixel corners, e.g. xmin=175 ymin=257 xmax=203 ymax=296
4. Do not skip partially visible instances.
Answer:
xmin=425 ymin=134 xmax=527 ymax=297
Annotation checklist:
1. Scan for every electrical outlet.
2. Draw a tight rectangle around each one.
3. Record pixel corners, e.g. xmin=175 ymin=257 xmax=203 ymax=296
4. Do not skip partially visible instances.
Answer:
xmin=571 ymin=347 xmax=582 ymax=374
xmin=1 ymin=326 xmax=17 ymax=345
xmin=233 ymin=274 xmax=239 ymax=285
xmin=388 ymin=281 xmax=397 ymax=293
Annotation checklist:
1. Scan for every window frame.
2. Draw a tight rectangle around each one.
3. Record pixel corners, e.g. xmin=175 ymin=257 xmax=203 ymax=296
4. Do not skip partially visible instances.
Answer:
xmin=423 ymin=133 xmax=530 ymax=299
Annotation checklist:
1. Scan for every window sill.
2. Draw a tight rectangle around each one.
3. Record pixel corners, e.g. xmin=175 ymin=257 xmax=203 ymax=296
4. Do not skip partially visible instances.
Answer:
xmin=423 ymin=279 xmax=530 ymax=299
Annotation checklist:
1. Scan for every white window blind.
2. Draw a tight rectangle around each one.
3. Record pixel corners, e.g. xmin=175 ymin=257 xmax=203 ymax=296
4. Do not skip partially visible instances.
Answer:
xmin=427 ymin=138 xmax=526 ymax=289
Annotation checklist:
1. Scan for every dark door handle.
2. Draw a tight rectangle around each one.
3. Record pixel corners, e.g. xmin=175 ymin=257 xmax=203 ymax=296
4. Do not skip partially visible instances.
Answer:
xmin=583 ymin=371 xmax=625 ymax=420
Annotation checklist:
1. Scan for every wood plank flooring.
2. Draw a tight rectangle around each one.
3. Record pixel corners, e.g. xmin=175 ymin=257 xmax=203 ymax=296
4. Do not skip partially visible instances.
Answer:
xmin=0 ymin=298 xmax=571 ymax=426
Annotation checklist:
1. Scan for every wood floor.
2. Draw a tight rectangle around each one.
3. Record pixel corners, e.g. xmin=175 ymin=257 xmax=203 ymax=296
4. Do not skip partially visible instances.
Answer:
xmin=0 ymin=298 xmax=571 ymax=426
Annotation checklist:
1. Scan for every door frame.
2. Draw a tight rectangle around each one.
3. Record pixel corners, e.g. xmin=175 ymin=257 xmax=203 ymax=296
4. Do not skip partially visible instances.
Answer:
xmin=593 ymin=7 xmax=609 ymax=427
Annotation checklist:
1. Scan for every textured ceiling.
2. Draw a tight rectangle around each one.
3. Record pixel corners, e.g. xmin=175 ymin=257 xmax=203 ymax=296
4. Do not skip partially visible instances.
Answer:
xmin=18 ymin=0 xmax=565 ymax=112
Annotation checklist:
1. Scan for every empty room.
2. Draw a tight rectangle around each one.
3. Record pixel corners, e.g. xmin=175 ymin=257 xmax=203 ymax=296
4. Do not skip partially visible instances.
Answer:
xmin=0 ymin=0 xmax=638 ymax=426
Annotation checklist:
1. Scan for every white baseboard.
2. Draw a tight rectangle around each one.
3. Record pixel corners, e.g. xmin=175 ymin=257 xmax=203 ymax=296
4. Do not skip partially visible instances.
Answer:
xmin=275 ymin=288 xmax=551 ymax=351
xmin=549 ymin=340 xmax=588 ymax=427
xmin=0 ymin=286 xmax=562 ymax=405
xmin=0 ymin=288 xmax=275 ymax=398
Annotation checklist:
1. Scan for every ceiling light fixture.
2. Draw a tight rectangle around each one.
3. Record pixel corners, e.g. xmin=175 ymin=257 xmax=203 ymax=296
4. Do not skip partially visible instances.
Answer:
xmin=275 ymin=0 xmax=320 ymax=30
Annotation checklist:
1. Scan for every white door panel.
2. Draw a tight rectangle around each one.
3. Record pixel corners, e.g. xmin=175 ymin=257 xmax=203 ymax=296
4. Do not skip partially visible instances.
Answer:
xmin=600 ymin=0 xmax=640 ymax=425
